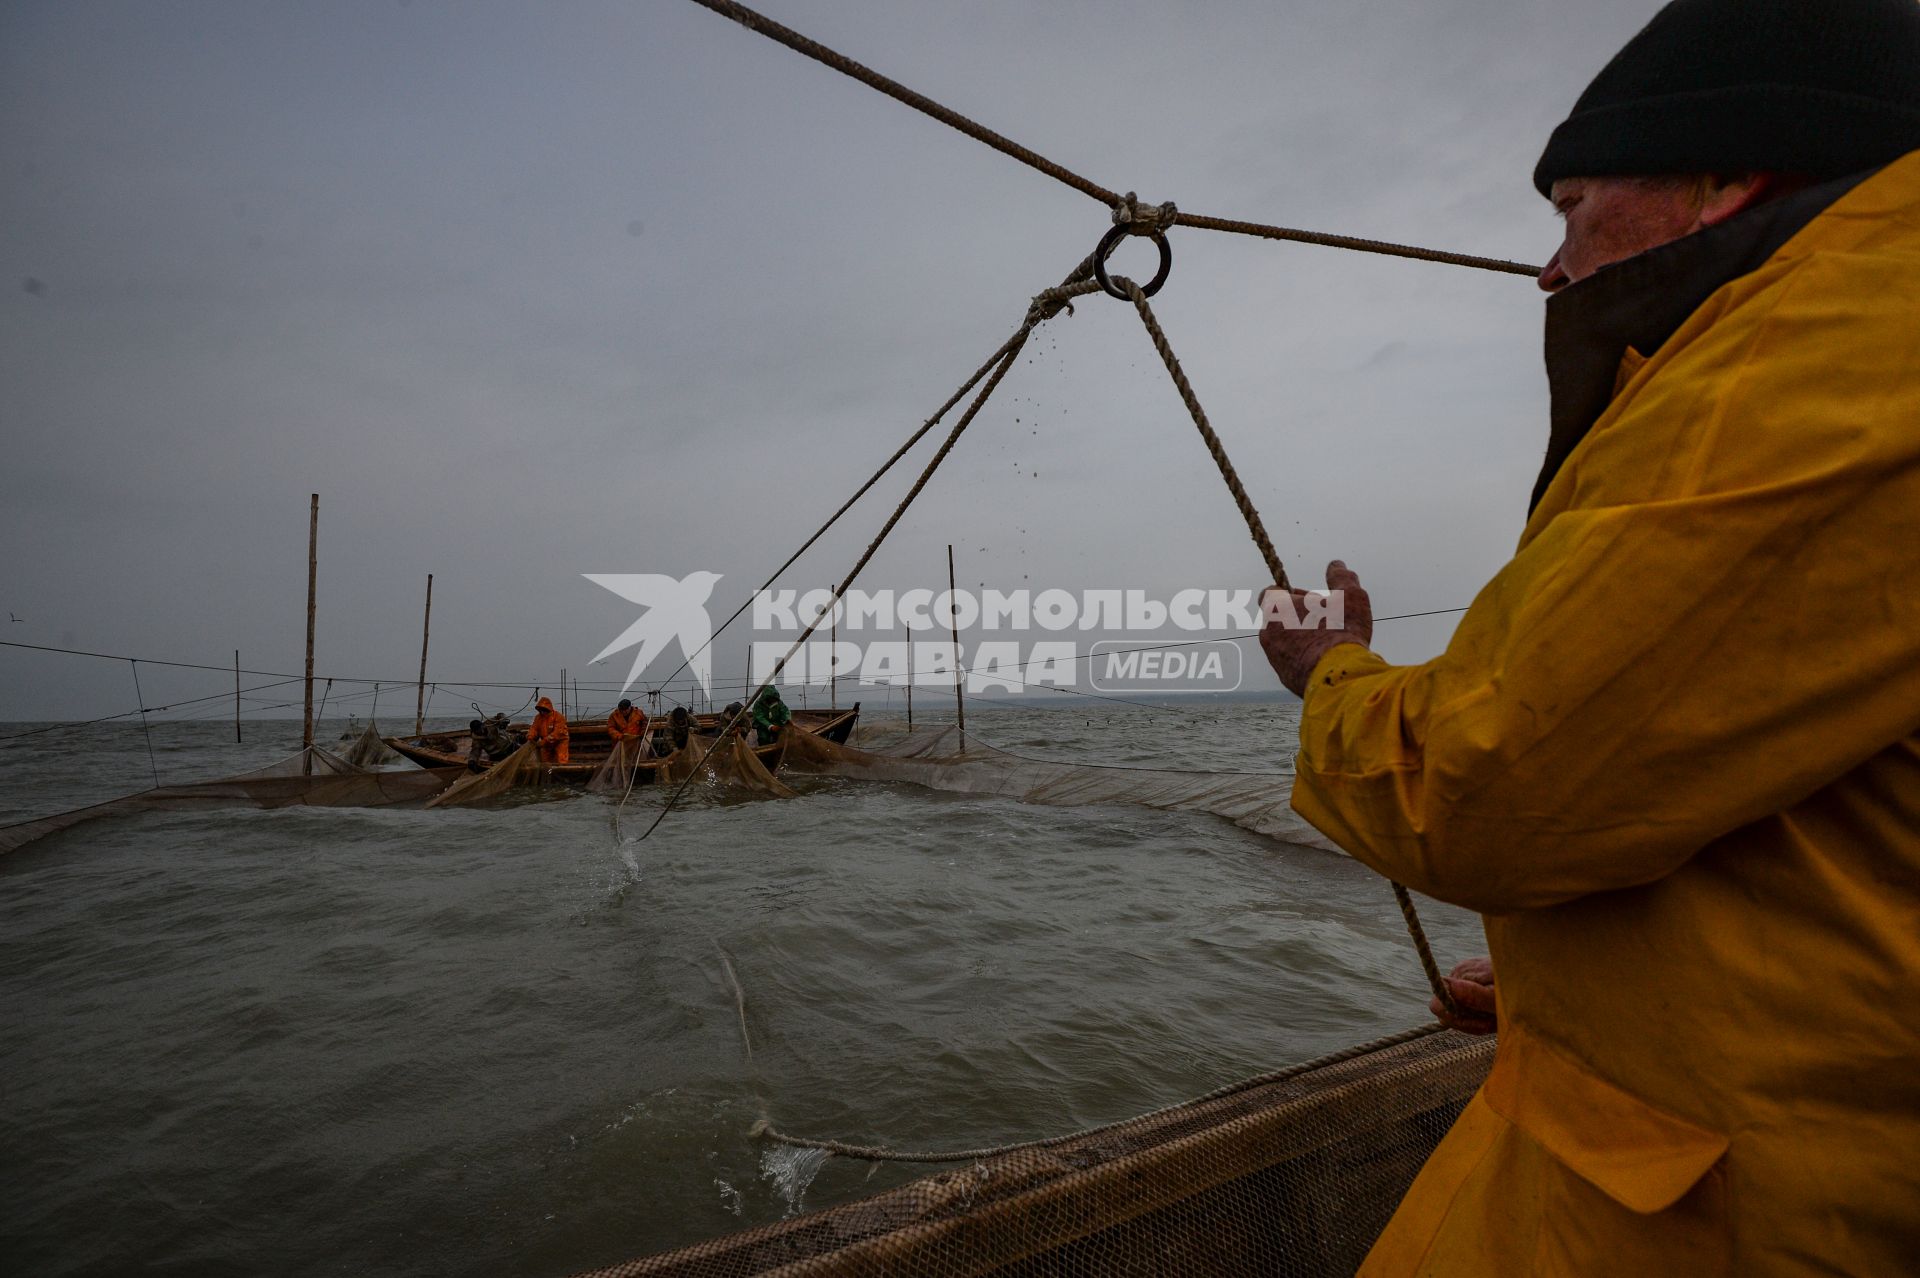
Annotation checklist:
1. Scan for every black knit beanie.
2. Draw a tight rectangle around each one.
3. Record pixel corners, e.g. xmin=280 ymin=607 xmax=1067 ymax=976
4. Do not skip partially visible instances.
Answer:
xmin=1534 ymin=0 xmax=1920 ymax=196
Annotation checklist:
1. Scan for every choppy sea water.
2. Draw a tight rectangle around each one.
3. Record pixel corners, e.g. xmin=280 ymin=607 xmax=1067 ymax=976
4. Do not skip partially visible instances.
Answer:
xmin=0 ymin=703 xmax=1481 ymax=1277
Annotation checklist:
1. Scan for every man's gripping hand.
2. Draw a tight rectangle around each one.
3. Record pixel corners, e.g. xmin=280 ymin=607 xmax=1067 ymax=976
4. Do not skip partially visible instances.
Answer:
xmin=1259 ymin=560 xmax=1374 ymax=696
xmin=1433 ymin=956 xmax=1498 ymax=1035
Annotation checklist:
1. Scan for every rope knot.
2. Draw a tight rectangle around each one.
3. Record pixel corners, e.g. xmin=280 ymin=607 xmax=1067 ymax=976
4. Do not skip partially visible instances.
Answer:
xmin=1111 ymin=192 xmax=1178 ymax=235
xmin=1024 ymin=279 xmax=1098 ymax=328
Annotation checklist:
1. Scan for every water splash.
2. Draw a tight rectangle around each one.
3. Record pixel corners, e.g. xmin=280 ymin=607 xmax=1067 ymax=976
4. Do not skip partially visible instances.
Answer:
xmin=759 ymin=1146 xmax=828 ymax=1217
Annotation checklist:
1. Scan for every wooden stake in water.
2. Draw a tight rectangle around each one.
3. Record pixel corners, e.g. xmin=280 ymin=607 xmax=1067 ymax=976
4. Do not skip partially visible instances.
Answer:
xmin=947 ymin=543 xmax=965 ymax=749
xmin=302 ymin=493 xmax=318 ymax=776
xmin=414 ymin=573 xmax=433 ymax=736
xmin=234 ymin=649 xmax=242 ymax=744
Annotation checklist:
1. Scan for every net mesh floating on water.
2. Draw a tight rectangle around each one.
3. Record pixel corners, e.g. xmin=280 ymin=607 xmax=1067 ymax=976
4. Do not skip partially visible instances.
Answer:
xmin=338 ymin=719 xmax=405 ymax=768
xmin=552 ymin=723 xmax=1486 ymax=1276
xmin=573 ymin=1026 xmax=1492 ymax=1277
xmin=0 ymin=746 xmax=460 ymax=855
xmin=780 ymin=723 xmax=1338 ymax=854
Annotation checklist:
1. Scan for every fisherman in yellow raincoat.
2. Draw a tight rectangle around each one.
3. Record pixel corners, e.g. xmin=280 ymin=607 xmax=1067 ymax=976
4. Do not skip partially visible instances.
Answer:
xmin=1259 ymin=1 xmax=1920 ymax=1271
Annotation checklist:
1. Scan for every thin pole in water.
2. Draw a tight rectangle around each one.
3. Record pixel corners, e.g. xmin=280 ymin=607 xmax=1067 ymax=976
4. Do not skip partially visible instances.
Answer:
xmin=130 ymin=659 xmax=159 ymax=787
xmin=831 ymin=586 xmax=838 ymax=712
xmin=414 ymin=573 xmax=433 ymax=735
xmin=906 ymin=636 xmax=913 ymax=728
xmin=302 ymin=493 xmax=318 ymax=776
xmin=234 ymin=649 xmax=242 ymax=744
xmin=947 ymin=543 xmax=965 ymax=748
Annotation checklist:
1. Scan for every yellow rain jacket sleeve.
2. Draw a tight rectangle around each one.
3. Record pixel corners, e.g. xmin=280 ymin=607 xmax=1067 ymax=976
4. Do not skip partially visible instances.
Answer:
xmin=1295 ymin=155 xmax=1920 ymax=1275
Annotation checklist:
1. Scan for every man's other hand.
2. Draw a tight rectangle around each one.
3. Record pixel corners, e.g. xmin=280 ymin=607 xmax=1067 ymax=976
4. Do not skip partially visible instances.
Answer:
xmin=1259 ymin=560 xmax=1375 ymax=696
xmin=1433 ymin=956 xmax=1497 ymax=1035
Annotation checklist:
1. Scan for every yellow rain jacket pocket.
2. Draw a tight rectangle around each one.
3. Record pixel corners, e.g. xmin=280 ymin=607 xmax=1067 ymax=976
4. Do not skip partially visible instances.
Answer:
xmin=1364 ymin=1027 xmax=1734 ymax=1275
xmin=1481 ymin=1026 xmax=1725 ymax=1215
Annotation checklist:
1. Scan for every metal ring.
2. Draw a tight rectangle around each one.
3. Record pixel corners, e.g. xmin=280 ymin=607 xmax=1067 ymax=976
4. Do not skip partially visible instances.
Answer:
xmin=1092 ymin=223 xmax=1172 ymax=300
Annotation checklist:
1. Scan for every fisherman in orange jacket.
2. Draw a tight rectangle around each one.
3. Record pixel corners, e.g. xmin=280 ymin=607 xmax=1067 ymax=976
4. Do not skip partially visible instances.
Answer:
xmin=1260 ymin=1 xmax=1920 ymax=1272
xmin=527 ymin=696 xmax=570 ymax=764
xmin=606 ymin=698 xmax=649 ymax=750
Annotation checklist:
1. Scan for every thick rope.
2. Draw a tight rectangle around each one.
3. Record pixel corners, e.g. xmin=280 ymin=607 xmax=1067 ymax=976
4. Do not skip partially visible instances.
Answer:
xmin=1118 ymin=278 xmax=1291 ymax=593
xmin=647 ymin=330 xmax=1028 ymax=696
xmin=688 ymin=0 xmax=1120 ymax=206
xmin=1117 ymin=278 xmax=1458 ymax=1019
xmin=622 ymin=310 xmax=1049 ymax=844
xmin=755 ymin=1022 xmax=1447 ymax=1163
xmin=1177 ymin=212 xmax=1540 ymax=276
xmin=685 ymin=0 xmax=1540 ymax=277
xmin=645 ymin=265 xmax=1102 ymax=710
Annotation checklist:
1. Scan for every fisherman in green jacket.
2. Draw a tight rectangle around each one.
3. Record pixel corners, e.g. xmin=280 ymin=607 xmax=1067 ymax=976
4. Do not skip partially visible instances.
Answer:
xmin=750 ymin=686 xmax=792 ymax=745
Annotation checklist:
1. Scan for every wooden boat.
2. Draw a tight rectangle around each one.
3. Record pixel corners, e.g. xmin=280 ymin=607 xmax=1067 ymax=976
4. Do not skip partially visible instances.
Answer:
xmin=384 ymin=703 xmax=859 ymax=786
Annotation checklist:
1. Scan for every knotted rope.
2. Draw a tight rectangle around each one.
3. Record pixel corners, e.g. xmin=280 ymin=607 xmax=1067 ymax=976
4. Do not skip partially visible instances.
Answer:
xmin=1111 ymin=191 xmax=1179 ymax=235
xmin=1025 ymin=276 xmax=1103 ymax=326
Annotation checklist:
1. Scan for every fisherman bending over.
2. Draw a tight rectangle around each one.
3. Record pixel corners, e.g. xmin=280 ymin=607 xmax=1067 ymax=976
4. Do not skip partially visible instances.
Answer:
xmin=527 ymin=696 xmax=570 ymax=764
xmin=667 ymin=705 xmax=693 ymax=752
xmin=606 ymin=698 xmax=650 ymax=752
xmin=464 ymin=717 xmax=516 ymax=771
xmin=1258 ymin=3 xmax=1920 ymax=1271
xmin=750 ymin=686 xmax=791 ymax=746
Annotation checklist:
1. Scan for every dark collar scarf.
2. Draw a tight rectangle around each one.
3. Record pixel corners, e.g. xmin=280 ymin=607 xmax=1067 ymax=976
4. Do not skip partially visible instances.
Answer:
xmin=1530 ymin=168 xmax=1877 ymax=515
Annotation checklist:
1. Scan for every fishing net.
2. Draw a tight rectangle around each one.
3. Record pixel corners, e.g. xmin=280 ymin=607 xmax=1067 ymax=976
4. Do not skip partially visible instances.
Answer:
xmin=235 ymin=744 xmax=367 ymax=778
xmin=649 ymin=734 xmax=796 ymax=799
xmin=575 ymin=1026 xmax=1493 ymax=1277
xmin=0 ymin=747 xmax=460 ymax=855
xmin=781 ymin=725 xmax=1338 ymax=853
xmin=339 ymin=719 xmax=405 ymax=767
xmin=425 ymin=741 xmax=546 ymax=808
xmin=587 ymin=738 xmax=657 ymax=796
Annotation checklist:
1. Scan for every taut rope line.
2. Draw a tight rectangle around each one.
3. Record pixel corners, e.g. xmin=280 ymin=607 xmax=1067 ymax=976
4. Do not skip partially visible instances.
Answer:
xmin=645 ymin=257 xmax=1105 ymax=700
xmin=649 ymin=328 xmax=1031 ymax=696
xmin=618 ymin=272 xmax=1105 ymax=845
xmin=1114 ymin=274 xmax=1457 ymax=1018
xmin=756 ymin=1022 xmax=1446 ymax=1163
xmin=128 ymin=660 xmax=160 ymax=788
xmin=686 ymin=0 xmax=1540 ymax=277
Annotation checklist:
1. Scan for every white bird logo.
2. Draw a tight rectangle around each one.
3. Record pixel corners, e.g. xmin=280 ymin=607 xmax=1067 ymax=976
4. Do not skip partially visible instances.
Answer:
xmin=584 ymin=571 xmax=724 ymax=695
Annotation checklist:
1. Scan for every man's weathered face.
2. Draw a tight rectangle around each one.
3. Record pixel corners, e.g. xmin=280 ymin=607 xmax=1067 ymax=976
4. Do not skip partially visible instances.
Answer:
xmin=1537 ymin=176 xmax=1708 ymax=292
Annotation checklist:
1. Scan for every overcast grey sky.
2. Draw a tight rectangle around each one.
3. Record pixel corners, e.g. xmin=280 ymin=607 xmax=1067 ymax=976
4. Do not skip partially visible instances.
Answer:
xmin=1 ymin=1 xmax=1660 ymax=722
